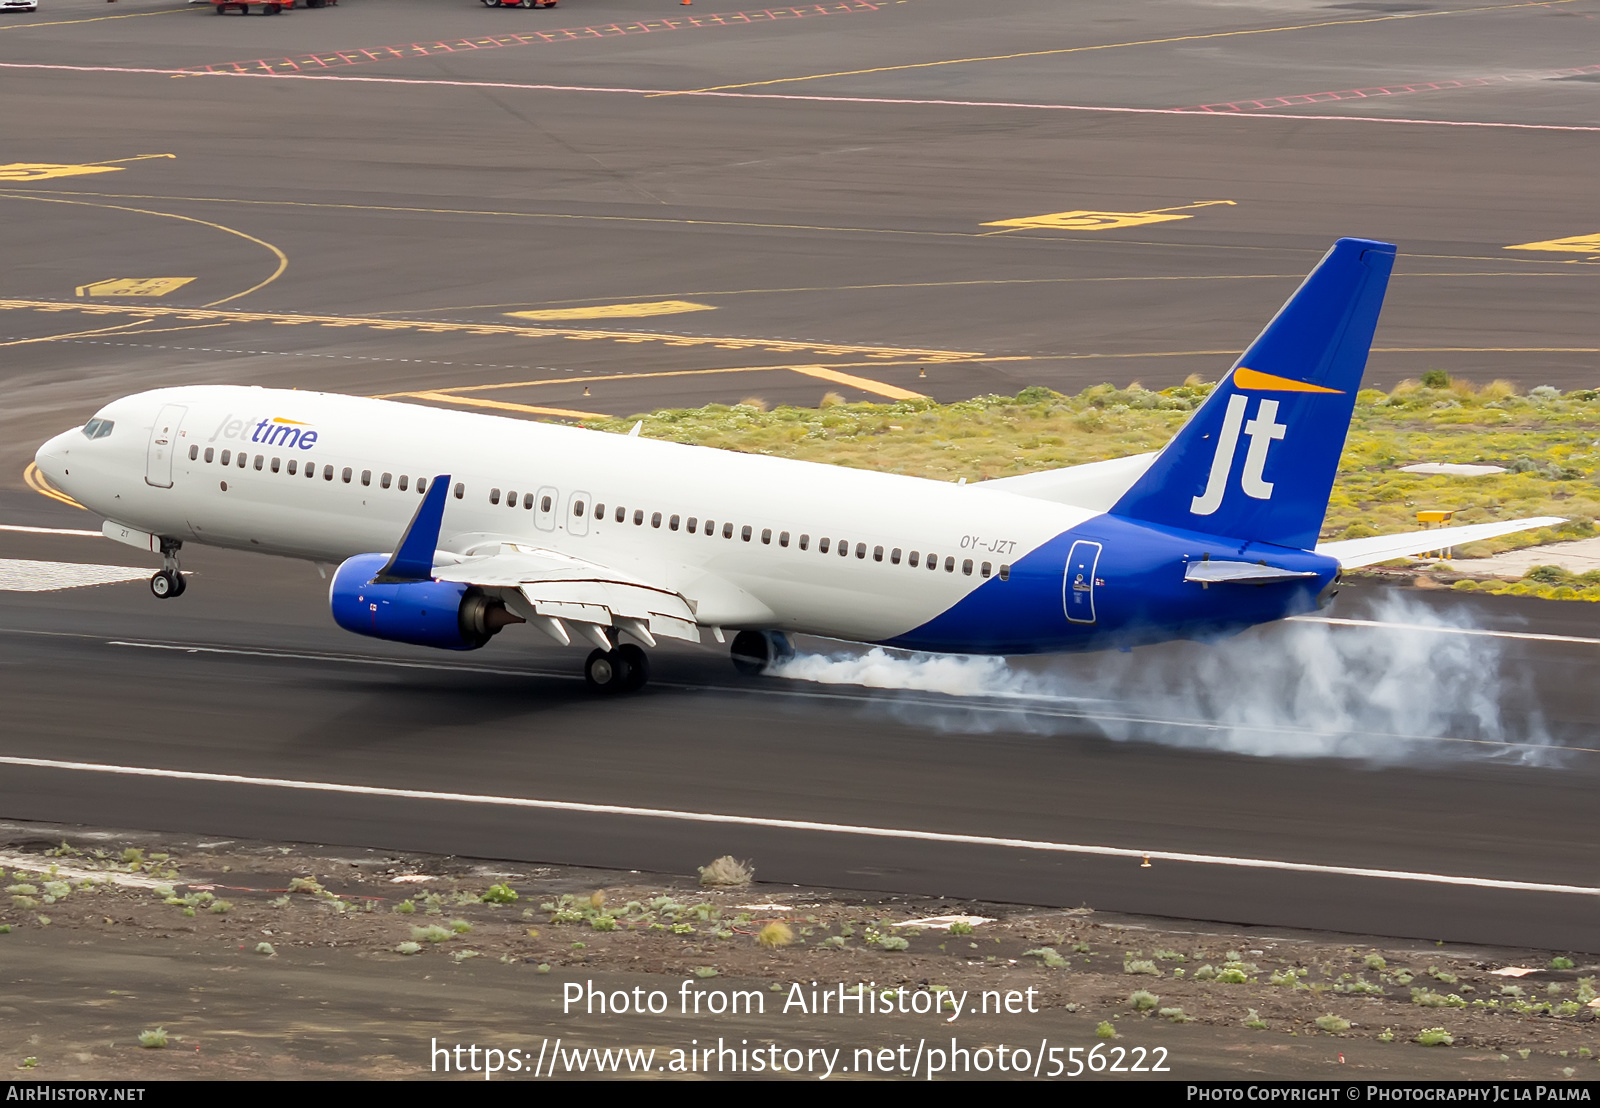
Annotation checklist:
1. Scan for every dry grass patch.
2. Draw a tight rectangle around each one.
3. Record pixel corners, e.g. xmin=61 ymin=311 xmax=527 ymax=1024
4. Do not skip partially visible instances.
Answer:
xmin=586 ymin=378 xmax=1600 ymax=558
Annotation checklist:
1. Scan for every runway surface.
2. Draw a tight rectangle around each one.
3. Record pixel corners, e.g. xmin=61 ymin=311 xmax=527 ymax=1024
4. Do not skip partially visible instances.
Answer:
xmin=1 ymin=0 xmax=1598 ymax=949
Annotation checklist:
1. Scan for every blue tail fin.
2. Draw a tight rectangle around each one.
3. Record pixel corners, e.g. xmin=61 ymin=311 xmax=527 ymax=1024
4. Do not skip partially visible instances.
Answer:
xmin=1111 ymin=238 xmax=1395 ymax=551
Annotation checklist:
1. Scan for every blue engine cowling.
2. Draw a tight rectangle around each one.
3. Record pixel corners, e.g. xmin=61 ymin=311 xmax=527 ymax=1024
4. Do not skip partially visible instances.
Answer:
xmin=329 ymin=553 xmax=512 ymax=651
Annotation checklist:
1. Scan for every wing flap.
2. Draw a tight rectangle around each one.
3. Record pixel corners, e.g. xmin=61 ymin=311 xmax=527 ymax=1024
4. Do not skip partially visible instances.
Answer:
xmin=433 ymin=544 xmax=701 ymax=644
xmin=1315 ymin=516 xmax=1565 ymax=569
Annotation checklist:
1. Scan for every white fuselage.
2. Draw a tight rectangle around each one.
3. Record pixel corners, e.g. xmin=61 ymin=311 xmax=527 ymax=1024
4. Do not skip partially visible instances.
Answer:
xmin=35 ymin=386 xmax=1094 ymax=644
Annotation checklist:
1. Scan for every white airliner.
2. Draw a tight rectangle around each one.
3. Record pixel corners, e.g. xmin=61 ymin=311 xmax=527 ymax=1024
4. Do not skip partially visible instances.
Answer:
xmin=32 ymin=240 xmax=1558 ymax=692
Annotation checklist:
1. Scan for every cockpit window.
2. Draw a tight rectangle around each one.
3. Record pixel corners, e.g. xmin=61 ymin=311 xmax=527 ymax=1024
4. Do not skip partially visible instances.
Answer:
xmin=81 ymin=419 xmax=114 ymax=440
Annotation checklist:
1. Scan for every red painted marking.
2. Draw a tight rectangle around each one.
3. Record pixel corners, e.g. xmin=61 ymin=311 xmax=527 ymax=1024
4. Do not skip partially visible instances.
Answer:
xmin=187 ymin=1 xmax=880 ymax=76
xmin=1178 ymin=63 xmax=1600 ymax=112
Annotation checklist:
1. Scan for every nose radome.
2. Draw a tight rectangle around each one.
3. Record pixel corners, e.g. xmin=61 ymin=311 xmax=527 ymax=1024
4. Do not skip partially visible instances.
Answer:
xmin=33 ymin=429 xmax=75 ymax=487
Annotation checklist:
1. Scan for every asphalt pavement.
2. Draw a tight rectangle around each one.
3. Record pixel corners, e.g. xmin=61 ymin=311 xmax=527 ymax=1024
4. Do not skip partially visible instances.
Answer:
xmin=1 ymin=0 xmax=1597 ymax=950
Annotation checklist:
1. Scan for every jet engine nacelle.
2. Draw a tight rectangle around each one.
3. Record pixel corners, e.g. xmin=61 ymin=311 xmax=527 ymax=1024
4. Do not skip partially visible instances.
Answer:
xmin=329 ymin=553 xmax=520 ymax=651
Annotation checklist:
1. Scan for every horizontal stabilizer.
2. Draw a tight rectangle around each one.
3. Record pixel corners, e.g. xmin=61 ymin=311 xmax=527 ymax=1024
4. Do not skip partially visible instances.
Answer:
xmin=1185 ymin=560 xmax=1320 ymax=584
xmin=1315 ymin=516 xmax=1565 ymax=569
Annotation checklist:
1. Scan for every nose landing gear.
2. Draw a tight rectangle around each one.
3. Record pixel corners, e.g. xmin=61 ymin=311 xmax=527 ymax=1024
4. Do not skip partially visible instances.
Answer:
xmin=149 ymin=539 xmax=186 ymax=599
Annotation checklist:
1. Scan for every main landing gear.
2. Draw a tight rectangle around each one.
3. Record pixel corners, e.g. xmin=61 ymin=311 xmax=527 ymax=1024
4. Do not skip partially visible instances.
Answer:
xmin=149 ymin=539 xmax=186 ymax=599
xmin=585 ymin=642 xmax=649 ymax=694
xmin=729 ymin=630 xmax=794 ymax=677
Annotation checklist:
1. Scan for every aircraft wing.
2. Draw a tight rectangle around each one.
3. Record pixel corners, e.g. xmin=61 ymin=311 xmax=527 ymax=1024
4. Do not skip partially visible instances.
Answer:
xmin=432 ymin=543 xmax=700 ymax=647
xmin=1314 ymin=517 xmax=1566 ymax=569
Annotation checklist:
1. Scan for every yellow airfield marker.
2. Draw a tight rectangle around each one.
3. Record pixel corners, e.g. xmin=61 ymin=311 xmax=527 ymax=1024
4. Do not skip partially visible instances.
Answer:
xmin=506 ymin=300 xmax=716 ymax=322
xmin=790 ymin=365 xmax=926 ymax=401
xmin=1505 ymin=233 xmax=1600 ymax=255
xmin=984 ymin=200 xmax=1236 ymax=233
xmin=0 ymin=155 xmax=175 ymax=183
xmin=76 ymin=277 xmax=195 ymax=298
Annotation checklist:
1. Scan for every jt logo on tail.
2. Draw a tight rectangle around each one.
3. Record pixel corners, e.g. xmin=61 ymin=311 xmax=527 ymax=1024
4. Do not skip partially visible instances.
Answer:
xmin=1190 ymin=395 xmax=1287 ymax=515
xmin=1112 ymin=238 xmax=1396 ymax=552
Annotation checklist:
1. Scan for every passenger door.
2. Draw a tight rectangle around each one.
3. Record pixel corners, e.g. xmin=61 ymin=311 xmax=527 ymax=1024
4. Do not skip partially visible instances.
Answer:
xmin=1063 ymin=539 xmax=1102 ymax=624
xmin=144 ymin=403 xmax=187 ymax=489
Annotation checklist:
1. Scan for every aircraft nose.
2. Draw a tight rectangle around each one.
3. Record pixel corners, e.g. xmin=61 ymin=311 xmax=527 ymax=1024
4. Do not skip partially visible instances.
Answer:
xmin=33 ymin=429 xmax=76 ymax=488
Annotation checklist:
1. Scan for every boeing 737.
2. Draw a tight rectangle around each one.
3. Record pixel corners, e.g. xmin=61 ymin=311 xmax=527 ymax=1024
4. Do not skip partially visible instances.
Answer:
xmin=32 ymin=239 xmax=1559 ymax=692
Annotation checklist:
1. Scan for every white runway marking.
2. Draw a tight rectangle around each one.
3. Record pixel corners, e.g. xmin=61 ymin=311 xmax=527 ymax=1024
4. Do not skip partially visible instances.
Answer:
xmin=0 ymin=525 xmax=103 ymax=537
xmin=1 ymin=63 xmax=1598 ymax=134
xmin=0 ymin=559 xmax=148 ymax=592
xmin=0 ymin=754 xmax=1593 ymax=898
xmin=1292 ymin=616 xmax=1600 ymax=647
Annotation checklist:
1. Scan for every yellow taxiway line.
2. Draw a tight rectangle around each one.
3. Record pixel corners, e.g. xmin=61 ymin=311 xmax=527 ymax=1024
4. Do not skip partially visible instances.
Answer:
xmin=0 ymin=299 xmax=977 ymax=361
xmin=23 ymin=463 xmax=86 ymax=511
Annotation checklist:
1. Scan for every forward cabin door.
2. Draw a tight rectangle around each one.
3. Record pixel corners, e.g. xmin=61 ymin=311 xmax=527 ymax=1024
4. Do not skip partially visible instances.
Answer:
xmin=1063 ymin=539 xmax=1102 ymax=624
xmin=144 ymin=404 xmax=187 ymax=488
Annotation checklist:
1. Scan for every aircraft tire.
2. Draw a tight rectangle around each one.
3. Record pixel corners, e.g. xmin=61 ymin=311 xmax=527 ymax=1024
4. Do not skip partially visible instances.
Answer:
xmin=149 ymin=570 xmax=182 ymax=599
xmin=618 ymin=643 xmax=649 ymax=691
xmin=584 ymin=647 xmax=631 ymax=693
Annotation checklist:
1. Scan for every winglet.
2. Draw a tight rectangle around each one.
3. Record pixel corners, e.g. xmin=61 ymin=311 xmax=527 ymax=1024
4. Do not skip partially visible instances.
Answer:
xmin=373 ymin=474 xmax=451 ymax=583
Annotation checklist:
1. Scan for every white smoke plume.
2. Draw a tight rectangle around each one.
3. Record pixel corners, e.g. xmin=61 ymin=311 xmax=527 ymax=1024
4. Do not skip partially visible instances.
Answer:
xmin=766 ymin=593 xmax=1558 ymax=765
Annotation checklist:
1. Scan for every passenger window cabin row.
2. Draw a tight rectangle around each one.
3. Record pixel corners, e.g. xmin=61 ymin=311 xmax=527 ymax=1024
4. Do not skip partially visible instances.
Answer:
xmin=188 ymin=444 xmax=468 ymax=501
xmin=185 ymin=445 xmax=1015 ymax=582
xmin=482 ymin=486 xmax=1015 ymax=582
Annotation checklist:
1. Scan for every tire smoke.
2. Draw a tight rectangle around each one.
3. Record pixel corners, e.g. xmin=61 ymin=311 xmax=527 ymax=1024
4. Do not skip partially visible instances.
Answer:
xmin=767 ymin=593 xmax=1558 ymax=765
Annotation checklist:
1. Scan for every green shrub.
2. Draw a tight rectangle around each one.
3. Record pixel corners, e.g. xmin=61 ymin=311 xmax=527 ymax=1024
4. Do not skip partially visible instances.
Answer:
xmin=481 ymin=883 xmax=518 ymax=905
xmin=1129 ymin=990 xmax=1159 ymax=1011
xmin=137 ymin=1028 xmax=167 ymax=1049
xmin=1095 ymin=1021 xmax=1117 ymax=1039
xmin=757 ymin=922 xmax=794 ymax=948
xmin=1315 ymin=1014 xmax=1351 ymax=1032
xmin=1415 ymin=1028 xmax=1454 ymax=1046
